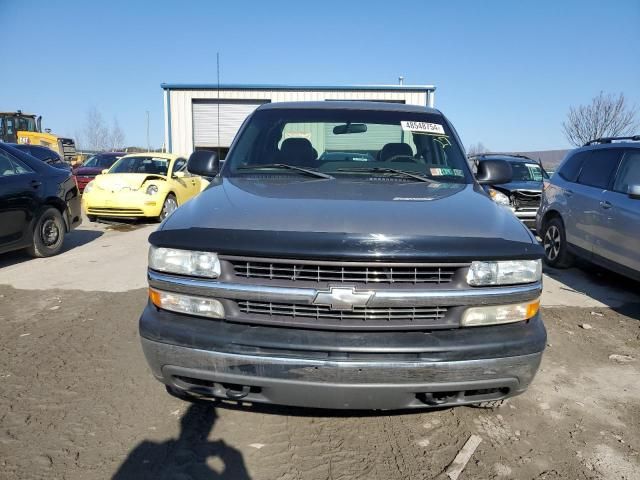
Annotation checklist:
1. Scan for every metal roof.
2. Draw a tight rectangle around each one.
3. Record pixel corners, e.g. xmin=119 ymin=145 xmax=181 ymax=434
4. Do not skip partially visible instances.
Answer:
xmin=161 ymin=83 xmax=436 ymax=92
xmin=257 ymin=101 xmax=440 ymax=114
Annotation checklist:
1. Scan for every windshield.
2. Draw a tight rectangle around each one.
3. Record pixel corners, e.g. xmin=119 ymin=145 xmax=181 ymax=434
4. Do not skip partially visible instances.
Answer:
xmin=84 ymin=154 xmax=122 ymax=168
xmin=511 ymin=162 xmax=547 ymax=182
xmin=15 ymin=116 xmax=38 ymax=132
xmin=225 ymin=108 xmax=471 ymax=183
xmin=109 ymin=156 xmax=169 ymax=175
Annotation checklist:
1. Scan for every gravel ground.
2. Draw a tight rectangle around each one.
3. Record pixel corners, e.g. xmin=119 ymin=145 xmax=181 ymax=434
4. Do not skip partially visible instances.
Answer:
xmin=0 ymin=285 xmax=638 ymax=480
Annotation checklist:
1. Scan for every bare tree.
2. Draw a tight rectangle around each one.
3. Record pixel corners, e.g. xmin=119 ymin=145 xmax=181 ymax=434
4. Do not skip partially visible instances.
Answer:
xmin=110 ymin=117 xmax=125 ymax=151
xmin=562 ymin=92 xmax=638 ymax=146
xmin=467 ymin=142 xmax=489 ymax=156
xmin=83 ymin=107 xmax=110 ymax=151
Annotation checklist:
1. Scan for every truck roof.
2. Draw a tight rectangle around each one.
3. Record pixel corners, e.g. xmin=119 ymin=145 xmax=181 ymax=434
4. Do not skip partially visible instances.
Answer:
xmin=257 ymin=101 xmax=440 ymax=115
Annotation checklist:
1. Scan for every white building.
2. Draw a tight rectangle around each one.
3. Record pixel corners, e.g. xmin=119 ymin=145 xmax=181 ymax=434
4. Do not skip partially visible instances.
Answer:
xmin=162 ymin=83 xmax=436 ymax=156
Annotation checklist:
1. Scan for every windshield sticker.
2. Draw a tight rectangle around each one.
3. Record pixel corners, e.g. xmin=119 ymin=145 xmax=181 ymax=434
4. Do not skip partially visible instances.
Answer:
xmin=430 ymin=168 xmax=464 ymax=177
xmin=401 ymin=121 xmax=445 ymax=135
xmin=434 ymin=136 xmax=452 ymax=149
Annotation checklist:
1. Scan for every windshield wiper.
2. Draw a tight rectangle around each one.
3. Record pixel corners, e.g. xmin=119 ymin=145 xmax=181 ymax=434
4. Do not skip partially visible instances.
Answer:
xmin=237 ymin=163 xmax=334 ymax=179
xmin=336 ymin=167 xmax=434 ymax=183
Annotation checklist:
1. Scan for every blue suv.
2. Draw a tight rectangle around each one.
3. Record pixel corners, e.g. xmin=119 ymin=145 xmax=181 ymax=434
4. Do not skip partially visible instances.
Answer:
xmin=537 ymin=136 xmax=640 ymax=280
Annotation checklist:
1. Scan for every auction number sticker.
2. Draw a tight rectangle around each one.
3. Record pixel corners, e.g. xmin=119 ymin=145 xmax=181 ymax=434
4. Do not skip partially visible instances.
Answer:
xmin=401 ymin=121 xmax=445 ymax=135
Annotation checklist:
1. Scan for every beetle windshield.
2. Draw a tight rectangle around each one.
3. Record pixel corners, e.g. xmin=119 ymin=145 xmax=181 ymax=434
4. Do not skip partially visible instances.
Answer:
xmin=225 ymin=108 xmax=471 ymax=183
xmin=109 ymin=156 xmax=169 ymax=175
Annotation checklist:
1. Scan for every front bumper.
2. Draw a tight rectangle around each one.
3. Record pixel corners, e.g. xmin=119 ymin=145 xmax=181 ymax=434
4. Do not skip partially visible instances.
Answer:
xmin=82 ymin=190 xmax=163 ymax=218
xmin=140 ymin=304 xmax=546 ymax=410
xmin=514 ymin=209 xmax=538 ymax=229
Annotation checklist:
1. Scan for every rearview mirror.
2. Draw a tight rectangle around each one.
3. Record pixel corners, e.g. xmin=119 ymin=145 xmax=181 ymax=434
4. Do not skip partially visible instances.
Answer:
xmin=333 ymin=123 xmax=367 ymax=135
xmin=101 ymin=169 xmax=109 ymax=174
xmin=628 ymin=184 xmax=640 ymax=199
xmin=187 ymin=150 xmax=219 ymax=177
xmin=476 ymin=159 xmax=512 ymax=185
xmin=173 ymin=171 xmax=186 ymax=178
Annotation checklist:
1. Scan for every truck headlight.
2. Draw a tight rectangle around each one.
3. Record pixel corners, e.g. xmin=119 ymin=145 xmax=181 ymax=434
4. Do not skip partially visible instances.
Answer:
xmin=149 ymin=288 xmax=225 ymax=319
xmin=462 ymin=299 xmax=540 ymax=326
xmin=467 ymin=260 xmax=542 ymax=286
xmin=488 ymin=188 xmax=511 ymax=207
xmin=146 ymin=184 xmax=159 ymax=195
xmin=84 ymin=181 xmax=94 ymax=194
xmin=148 ymin=246 xmax=221 ymax=278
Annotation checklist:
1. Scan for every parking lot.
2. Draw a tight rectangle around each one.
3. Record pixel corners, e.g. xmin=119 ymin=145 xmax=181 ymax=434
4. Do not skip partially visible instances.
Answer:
xmin=0 ymin=219 xmax=637 ymax=480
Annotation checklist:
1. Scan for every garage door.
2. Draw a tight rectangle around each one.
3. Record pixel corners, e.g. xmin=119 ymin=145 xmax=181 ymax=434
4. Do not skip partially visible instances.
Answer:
xmin=192 ymin=100 xmax=267 ymax=148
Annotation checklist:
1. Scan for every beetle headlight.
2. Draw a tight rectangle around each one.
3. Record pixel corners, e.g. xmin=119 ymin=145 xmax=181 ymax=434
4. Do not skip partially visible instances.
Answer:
xmin=488 ymin=188 xmax=511 ymax=207
xmin=146 ymin=184 xmax=159 ymax=195
xmin=148 ymin=246 xmax=221 ymax=278
xmin=467 ymin=260 xmax=542 ymax=286
xmin=84 ymin=181 xmax=94 ymax=194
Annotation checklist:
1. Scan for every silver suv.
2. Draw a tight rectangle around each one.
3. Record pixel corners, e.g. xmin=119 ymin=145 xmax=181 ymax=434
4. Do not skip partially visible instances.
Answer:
xmin=537 ymin=136 xmax=640 ymax=280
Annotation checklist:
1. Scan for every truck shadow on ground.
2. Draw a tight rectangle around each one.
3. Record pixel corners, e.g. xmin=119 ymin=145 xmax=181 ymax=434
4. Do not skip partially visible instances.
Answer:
xmin=0 ymin=230 xmax=103 ymax=269
xmin=112 ymin=402 xmax=251 ymax=480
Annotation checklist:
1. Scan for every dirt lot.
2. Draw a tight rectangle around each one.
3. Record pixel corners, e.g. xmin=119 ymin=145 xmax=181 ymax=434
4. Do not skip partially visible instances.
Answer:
xmin=1 ymin=223 xmax=639 ymax=480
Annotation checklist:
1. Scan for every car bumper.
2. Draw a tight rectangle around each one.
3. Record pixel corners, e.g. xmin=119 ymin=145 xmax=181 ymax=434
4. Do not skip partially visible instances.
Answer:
xmin=82 ymin=191 xmax=163 ymax=218
xmin=514 ymin=209 xmax=538 ymax=229
xmin=140 ymin=305 xmax=546 ymax=410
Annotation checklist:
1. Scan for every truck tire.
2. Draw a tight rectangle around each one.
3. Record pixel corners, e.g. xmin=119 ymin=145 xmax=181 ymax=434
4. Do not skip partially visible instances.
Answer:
xmin=27 ymin=207 xmax=66 ymax=258
xmin=542 ymin=217 xmax=574 ymax=268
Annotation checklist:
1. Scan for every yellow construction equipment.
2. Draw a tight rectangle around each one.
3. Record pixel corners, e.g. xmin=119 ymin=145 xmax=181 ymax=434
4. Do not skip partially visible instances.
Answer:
xmin=0 ymin=110 xmax=76 ymax=163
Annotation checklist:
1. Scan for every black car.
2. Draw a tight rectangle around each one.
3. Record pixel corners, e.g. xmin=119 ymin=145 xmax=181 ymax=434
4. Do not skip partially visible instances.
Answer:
xmin=139 ymin=102 xmax=545 ymax=410
xmin=0 ymin=143 xmax=81 ymax=257
xmin=470 ymin=154 xmax=549 ymax=229
xmin=9 ymin=143 xmax=72 ymax=172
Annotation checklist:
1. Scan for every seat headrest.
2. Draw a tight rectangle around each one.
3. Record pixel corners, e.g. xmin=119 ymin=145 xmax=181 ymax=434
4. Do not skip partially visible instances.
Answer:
xmin=379 ymin=143 xmax=414 ymax=162
xmin=280 ymin=138 xmax=317 ymax=164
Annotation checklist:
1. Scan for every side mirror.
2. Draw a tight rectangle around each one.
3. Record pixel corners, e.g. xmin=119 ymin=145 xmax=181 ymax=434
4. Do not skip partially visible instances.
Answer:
xmin=187 ymin=150 xmax=219 ymax=177
xmin=628 ymin=184 xmax=640 ymax=199
xmin=476 ymin=159 xmax=512 ymax=185
xmin=101 ymin=169 xmax=109 ymax=174
xmin=173 ymin=171 xmax=186 ymax=178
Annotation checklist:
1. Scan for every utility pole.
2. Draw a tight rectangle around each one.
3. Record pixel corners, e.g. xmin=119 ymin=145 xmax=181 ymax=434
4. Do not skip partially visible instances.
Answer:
xmin=146 ymin=110 xmax=150 ymax=152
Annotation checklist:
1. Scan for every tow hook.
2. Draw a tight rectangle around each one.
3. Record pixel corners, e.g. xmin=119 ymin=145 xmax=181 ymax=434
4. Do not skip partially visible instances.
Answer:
xmin=225 ymin=385 xmax=251 ymax=400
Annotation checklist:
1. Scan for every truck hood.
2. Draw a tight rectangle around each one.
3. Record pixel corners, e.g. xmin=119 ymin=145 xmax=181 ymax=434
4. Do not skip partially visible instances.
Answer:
xmin=494 ymin=180 xmax=543 ymax=193
xmin=153 ymin=176 xmax=540 ymax=261
xmin=92 ymin=173 xmax=165 ymax=191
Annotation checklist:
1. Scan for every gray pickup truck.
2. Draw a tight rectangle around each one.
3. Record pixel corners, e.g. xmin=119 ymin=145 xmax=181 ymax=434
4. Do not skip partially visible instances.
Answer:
xmin=139 ymin=102 xmax=545 ymax=410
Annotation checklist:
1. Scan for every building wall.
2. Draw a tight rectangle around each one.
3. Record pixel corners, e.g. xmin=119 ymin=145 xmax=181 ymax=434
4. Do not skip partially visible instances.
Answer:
xmin=166 ymin=88 xmax=433 ymax=155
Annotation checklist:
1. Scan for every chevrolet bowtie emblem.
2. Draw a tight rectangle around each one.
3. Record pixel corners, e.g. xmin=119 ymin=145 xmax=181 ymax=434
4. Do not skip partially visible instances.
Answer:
xmin=312 ymin=287 xmax=374 ymax=311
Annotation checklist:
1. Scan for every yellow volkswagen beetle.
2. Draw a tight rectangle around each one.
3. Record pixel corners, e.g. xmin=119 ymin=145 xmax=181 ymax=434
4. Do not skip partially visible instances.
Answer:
xmin=82 ymin=153 xmax=207 ymax=222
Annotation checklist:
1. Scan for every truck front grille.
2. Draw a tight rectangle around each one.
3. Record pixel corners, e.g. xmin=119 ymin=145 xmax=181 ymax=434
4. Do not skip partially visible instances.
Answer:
xmin=512 ymin=191 xmax=541 ymax=210
xmin=235 ymin=300 xmax=449 ymax=330
xmin=225 ymin=257 xmax=463 ymax=285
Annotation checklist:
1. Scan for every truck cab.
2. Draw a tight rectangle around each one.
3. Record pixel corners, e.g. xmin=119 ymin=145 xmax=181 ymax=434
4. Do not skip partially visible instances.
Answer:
xmin=139 ymin=102 xmax=546 ymax=410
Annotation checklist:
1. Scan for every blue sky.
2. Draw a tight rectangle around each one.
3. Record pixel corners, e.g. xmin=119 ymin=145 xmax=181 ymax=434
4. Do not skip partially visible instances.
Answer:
xmin=1 ymin=0 xmax=638 ymax=151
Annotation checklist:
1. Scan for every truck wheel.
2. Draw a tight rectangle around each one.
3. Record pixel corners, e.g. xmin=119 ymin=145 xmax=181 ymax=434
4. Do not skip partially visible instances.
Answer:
xmin=158 ymin=194 xmax=178 ymax=222
xmin=27 ymin=207 xmax=66 ymax=258
xmin=542 ymin=217 xmax=574 ymax=268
